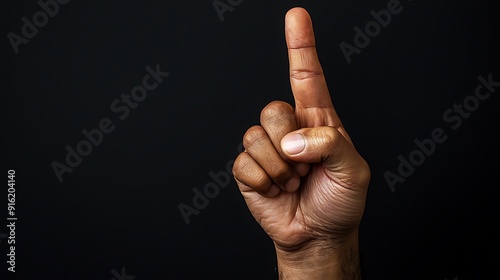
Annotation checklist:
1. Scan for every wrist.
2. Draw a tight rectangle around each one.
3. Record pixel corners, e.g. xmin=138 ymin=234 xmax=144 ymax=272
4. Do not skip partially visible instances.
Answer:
xmin=274 ymin=230 xmax=361 ymax=280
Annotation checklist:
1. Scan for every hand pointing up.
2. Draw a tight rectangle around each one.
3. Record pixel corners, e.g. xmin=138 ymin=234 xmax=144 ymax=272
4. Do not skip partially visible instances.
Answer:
xmin=232 ymin=7 xmax=370 ymax=280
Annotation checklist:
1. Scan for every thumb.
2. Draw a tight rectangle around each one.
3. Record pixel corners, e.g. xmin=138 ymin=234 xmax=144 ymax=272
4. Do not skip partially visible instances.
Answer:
xmin=280 ymin=126 xmax=367 ymax=175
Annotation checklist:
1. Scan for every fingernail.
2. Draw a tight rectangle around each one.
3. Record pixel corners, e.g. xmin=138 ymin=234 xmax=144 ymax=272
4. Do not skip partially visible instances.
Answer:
xmin=282 ymin=133 xmax=305 ymax=155
xmin=285 ymin=177 xmax=300 ymax=193
xmin=268 ymin=185 xmax=281 ymax=198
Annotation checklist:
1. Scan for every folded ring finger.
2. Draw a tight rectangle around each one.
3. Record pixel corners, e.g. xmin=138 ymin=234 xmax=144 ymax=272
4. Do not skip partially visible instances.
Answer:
xmin=243 ymin=125 xmax=300 ymax=192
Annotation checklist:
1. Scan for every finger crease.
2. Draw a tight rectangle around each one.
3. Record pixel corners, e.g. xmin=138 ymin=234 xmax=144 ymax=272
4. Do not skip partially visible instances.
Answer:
xmin=290 ymin=70 xmax=323 ymax=81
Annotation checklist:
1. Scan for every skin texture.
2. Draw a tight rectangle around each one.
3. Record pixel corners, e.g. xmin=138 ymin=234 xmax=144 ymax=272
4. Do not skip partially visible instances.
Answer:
xmin=232 ymin=7 xmax=370 ymax=280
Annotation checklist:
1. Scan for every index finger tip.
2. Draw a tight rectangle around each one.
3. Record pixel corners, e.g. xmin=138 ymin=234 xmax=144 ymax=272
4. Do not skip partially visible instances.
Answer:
xmin=285 ymin=7 xmax=315 ymax=49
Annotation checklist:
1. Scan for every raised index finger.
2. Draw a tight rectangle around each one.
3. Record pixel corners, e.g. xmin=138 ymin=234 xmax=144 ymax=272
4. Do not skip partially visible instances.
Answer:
xmin=285 ymin=7 xmax=341 ymax=128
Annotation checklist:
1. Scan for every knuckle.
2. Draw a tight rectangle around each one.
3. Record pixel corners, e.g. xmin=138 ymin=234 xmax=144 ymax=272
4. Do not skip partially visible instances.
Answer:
xmin=319 ymin=127 xmax=339 ymax=145
xmin=233 ymin=153 xmax=272 ymax=190
xmin=243 ymin=125 xmax=267 ymax=148
xmin=260 ymin=101 xmax=294 ymax=124
xmin=232 ymin=153 xmax=246 ymax=179
xmin=269 ymin=163 xmax=292 ymax=181
xmin=304 ymin=127 xmax=339 ymax=152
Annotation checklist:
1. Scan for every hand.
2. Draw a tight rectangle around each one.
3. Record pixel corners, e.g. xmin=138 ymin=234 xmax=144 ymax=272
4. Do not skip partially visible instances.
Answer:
xmin=232 ymin=7 xmax=370 ymax=279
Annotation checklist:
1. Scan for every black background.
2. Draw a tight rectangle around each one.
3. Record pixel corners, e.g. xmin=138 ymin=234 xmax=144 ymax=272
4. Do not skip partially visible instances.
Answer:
xmin=2 ymin=0 xmax=499 ymax=279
